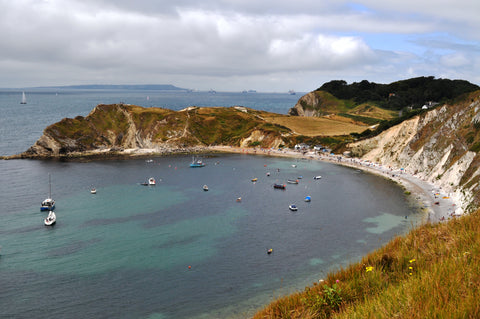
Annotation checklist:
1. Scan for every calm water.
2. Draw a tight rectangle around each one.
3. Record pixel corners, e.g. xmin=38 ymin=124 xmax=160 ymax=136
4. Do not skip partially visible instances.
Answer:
xmin=0 ymin=90 xmax=422 ymax=318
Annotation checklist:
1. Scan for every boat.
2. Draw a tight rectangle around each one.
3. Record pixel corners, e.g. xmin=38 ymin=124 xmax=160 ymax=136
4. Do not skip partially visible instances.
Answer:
xmin=44 ymin=211 xmax=56 ymax=226
xmin=20 ymin=91 xmax=27 ymax=104
xmin=90 ymin=188 xmax=97 ymax=194
xmin=40 ymin=174 xmax=55 ymax=211
xmin=203 ymin=185 xmax=209 ymax=191
xmin=289 ymin=204 xmax=298 ymax=211
xmin=266 ymin=172 xmax=270 ymax=176
xmin=287 ymin=179 xmax=299 ymax=184
xmin=273 ymin=183 xmax=286 ymax=190
xmin=251 ymin=178 xmax=258 ymax=182
xmin=292 ymin=164 xmax=297 ymax=168
xmin=267 ymin=248 xmax=273 ymax=254
xmin=190 ymin=156 xmax=205 ymax=168
xmin=141 ymin=177 xmax=156 ymax=186
xmin=313 ymin=176 xmax=322 ymax=180
xmin=288 ymin=90 xmax=296 ymax=95
xmin=304 ymin=196 xmax=311 ymax=202
xmin=236 ymin=197 xmax=242 ymax=202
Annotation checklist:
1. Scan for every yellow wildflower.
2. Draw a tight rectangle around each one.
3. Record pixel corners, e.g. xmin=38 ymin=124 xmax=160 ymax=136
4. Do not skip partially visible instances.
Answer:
xmin=365 ymin=266 xmax=374 ymax=272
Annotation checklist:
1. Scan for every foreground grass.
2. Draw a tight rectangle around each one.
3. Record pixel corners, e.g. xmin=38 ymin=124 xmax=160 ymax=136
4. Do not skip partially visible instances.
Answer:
xmin=253 ymin=210 xmax=480 ymax=318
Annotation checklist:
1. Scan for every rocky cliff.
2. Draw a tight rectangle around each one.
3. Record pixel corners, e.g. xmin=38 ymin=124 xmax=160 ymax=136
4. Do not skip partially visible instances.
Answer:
xmin=348 ymin=91 xmax=480 ymax=213
xmin=21 ymin=104 xmax=290 ymax=158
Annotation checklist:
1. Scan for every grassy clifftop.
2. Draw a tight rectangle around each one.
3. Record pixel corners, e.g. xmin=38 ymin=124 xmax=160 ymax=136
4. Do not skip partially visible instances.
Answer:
xmin=18 ymin=103 xmax=370 ymax=158
xmin=254 ymin=208 xmax=480 ymax=318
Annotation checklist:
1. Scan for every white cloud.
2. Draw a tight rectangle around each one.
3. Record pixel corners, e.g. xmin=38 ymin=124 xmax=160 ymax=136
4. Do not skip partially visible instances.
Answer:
xmin=0 ymin=0 xmax=479 ymax=90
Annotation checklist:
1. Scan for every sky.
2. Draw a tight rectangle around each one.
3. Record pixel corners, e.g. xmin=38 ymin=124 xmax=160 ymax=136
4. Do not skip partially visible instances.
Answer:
xmin=1 ymin=0 xmax=480 ymax=92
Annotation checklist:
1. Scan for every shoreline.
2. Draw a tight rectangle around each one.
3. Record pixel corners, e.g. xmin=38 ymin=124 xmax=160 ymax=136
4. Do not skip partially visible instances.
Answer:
xmin=209 ymin=145 xmax=461 ymax=223
xmin=4 ymin=144 xmax=461 ymax=222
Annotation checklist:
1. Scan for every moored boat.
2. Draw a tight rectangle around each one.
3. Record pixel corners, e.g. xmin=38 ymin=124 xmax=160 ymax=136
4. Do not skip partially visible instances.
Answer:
xmin=273 ymin=183 xmax=286 ymax=189
xmin=190 ymin=156 xmax=205 ymax=167
xmin=203 ymin=185 xmax=209 ymax=191
xmin=313 ymin=175 xmax=322 ymax=180
xmin=289 ymin=204 xmax=298 ymax=211
xmin=304 ymin=196 xmax=311 ymax=202
xmin=141 ymin=177 xmax=156 ymax=186
xmin=40 ymin=174 xmax=55 ymax=211
xmin=287 ymin=179 xmax=299 ymax=184
xmin=90 ymin=188 xmax=97 ymax=194
xmin=44 ymin=211 xmax=56 ymax=226
xmin=251 ymin=178 xmax=258 ymax=182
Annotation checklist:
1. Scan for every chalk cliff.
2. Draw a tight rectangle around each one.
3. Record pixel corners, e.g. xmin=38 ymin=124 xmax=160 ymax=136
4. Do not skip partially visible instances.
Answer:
xmin=348 ymin=91 xmax=480 ymax=212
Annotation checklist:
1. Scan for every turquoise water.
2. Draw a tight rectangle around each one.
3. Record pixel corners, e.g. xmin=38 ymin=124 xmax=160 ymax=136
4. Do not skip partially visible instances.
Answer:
xmin=0 ymin=90 xmax=422 ymax=318
xmin=0 ymin=155 xmax=421 ymax=318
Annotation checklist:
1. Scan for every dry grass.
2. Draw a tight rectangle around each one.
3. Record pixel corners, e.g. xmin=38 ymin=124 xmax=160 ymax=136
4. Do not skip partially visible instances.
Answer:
xmin=253 ymin=210 xmax=480 ymax=319
xmin=262 ymin=114 xmax=368 ymax=136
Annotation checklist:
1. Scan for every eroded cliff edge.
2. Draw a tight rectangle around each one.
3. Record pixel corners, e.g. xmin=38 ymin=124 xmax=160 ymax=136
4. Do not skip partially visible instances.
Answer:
xmin=19 ymin=104 xmax=290 ymax=158
xmin=348 ymin=91 xmax=480 ymax=213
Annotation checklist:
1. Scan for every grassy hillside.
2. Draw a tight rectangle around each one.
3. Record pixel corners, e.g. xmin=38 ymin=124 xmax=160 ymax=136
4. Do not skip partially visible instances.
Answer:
xmin=290 ymin=77 xmax=479 ymax=131
xmin=253 ymin=210 xmax=480 ymax=318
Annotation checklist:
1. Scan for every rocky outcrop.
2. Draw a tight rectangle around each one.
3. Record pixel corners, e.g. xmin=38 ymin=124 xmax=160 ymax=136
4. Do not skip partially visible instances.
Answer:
xmin=288 ymin=92 xmax=326 ymax=117
xmin=20 ymin=103 xmax=291 ymax=158
xmin=348 ymin=91 xmax=480 ymax=213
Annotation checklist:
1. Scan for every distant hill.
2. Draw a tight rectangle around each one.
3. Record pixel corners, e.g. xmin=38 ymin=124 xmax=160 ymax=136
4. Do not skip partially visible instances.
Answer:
xmin=37 ymin=84 xmax=188 ymax=91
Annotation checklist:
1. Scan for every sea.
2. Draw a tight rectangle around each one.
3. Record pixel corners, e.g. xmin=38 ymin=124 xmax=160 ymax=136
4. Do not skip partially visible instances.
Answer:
xmin=0 ymin=89 xmax=422 ymax=319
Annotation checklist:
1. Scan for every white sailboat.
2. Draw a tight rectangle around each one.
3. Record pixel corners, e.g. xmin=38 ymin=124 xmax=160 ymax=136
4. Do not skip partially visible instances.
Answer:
xmin=44 ymin=211 xmax=56 ymax=226
xmin=20 ymin=91 xmax=27 ymax=104
xmin=40 ymin=174 xmax=55 ymax=211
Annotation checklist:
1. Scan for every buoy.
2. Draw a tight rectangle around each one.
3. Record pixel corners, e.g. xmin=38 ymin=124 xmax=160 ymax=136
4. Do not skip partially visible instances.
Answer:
xmin=188 ymin=265 xmax=192 ymax=269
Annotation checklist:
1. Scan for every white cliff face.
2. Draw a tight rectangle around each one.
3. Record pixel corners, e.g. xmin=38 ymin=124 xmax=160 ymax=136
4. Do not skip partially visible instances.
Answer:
xmin=349 ymin=94 xmax=480 ymax=213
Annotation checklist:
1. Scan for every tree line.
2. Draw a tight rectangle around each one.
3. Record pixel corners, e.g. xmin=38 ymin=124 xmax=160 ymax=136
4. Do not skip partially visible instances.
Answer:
xmin=317 ymin=76 xmax=479 ymax=110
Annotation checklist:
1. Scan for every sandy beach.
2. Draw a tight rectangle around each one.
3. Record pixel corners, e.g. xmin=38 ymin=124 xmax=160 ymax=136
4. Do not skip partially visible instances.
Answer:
xmin=209 ymin=145 xmax=460 ymax=223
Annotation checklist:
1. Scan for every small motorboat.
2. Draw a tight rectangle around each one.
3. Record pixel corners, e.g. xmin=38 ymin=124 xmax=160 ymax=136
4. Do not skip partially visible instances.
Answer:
xmin=273 ymin=183 xmax=286 ymax=190
xmin=90 ymin=188 xmax=97 ymax=194
xmin=289 ymin=204 xmax=298 ymax=211
xmin=251 ymin=178 xmax=258 ymax=182
xmin=304 ymin=196 xmax=311 ymax=202
xmin=266 ymin=172 xmax=270 ymax=176
xmin=287 ymin=179 xmax=299 ymax=184
xmin=190 ymin=156 xmax=205 ymax=167
xmin=141 ymin=177 xmax=156 ymax=186
xmin=236 ymin=197 xmax=242 ymax=202
xmin=267 ymin=248 xmax=273 ymax=254
xmin=313 ymin=176 xmax=322 ymax=180
xmin=44 ymin=211 xmax=56 ymax=226
xmin=203 ymin=185 xmax=209 ymax=191
xmin=292 ymin=164 xmax=297 ymax=168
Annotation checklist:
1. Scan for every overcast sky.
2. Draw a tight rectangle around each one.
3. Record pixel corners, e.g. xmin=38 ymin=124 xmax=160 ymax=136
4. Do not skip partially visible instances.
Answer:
xmin=1 ymin=0 xmax=480 ymax=92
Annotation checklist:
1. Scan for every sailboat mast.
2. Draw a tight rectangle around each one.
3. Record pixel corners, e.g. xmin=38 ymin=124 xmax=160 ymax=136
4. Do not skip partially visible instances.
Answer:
xmin=48 ymin=173 xmax=52 ymax=198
